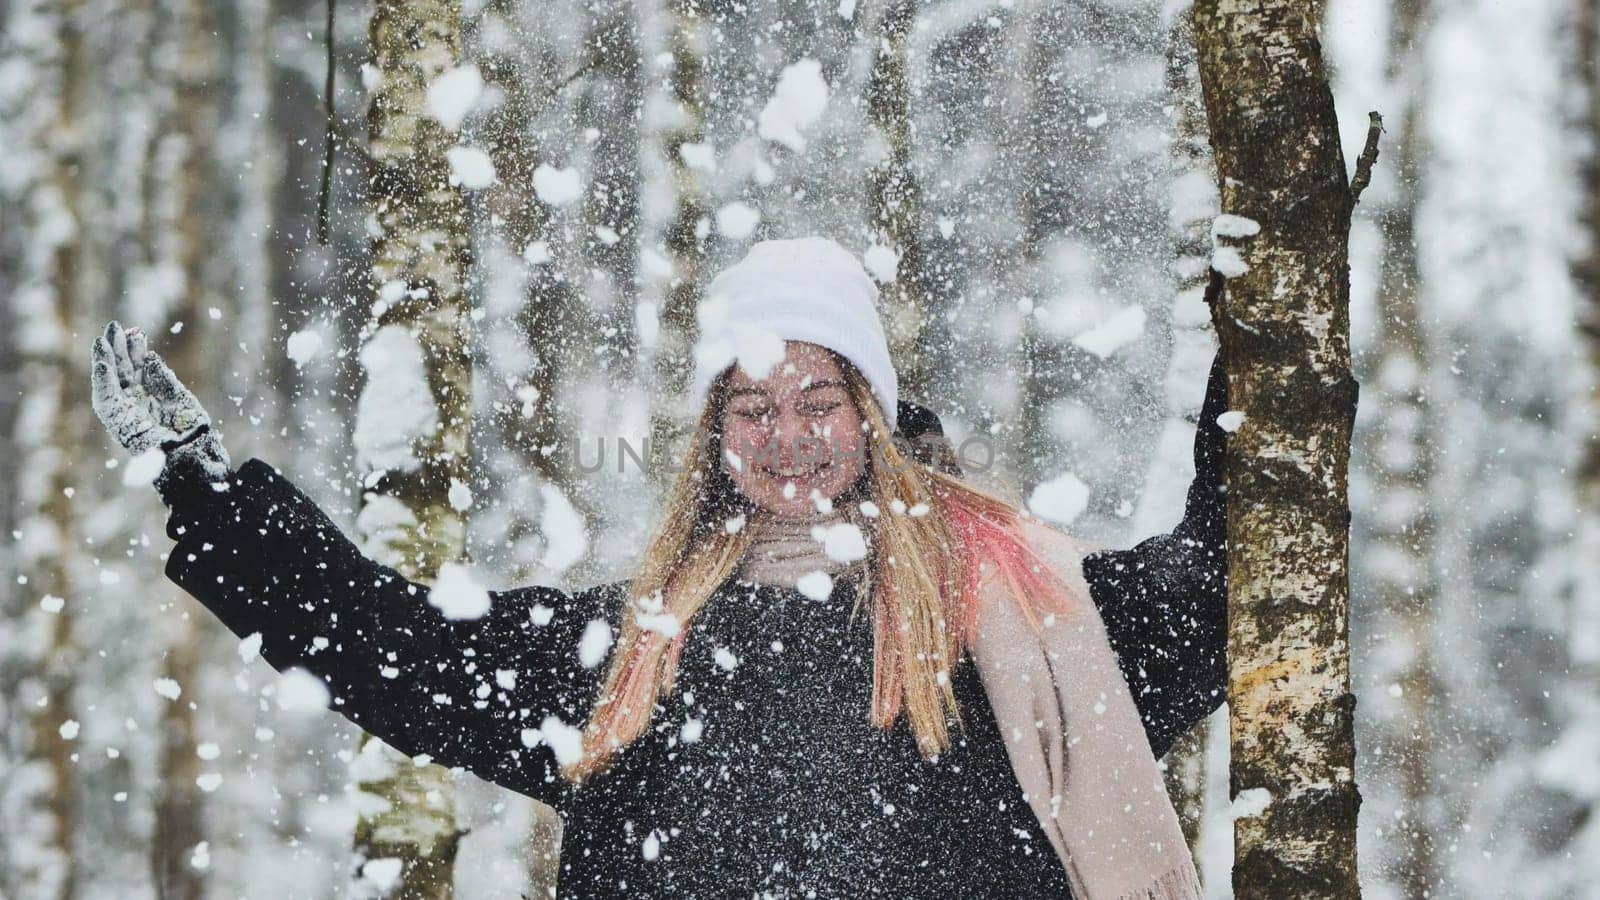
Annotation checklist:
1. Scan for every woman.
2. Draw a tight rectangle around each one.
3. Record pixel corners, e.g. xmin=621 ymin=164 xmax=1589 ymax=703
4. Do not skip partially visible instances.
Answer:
xmin=91 ymin=237 xmax=1227 ymax=898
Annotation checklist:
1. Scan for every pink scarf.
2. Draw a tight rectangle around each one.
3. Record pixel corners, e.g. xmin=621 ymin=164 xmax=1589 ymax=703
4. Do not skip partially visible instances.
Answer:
xmin=967 ymin=518 xmax=1203 ymax=899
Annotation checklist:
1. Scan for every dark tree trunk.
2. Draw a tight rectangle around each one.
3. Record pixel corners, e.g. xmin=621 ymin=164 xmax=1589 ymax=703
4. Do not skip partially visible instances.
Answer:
xmin=1192 ymin=2 xmax=1363 ymax=895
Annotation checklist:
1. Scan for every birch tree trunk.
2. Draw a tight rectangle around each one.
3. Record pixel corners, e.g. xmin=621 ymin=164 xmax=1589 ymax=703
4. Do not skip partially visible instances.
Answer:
xmin=1363 ymin=0 xmax=1442 ymax=894
xmin=647 ymin=0 xmax=710 ymax=478
xmin=1191 ymin=3 xmax=1363 ymax=895
xmin=351 ymin=1 xmax=474 ymax=895
xmin=149 ymin=0 xmax=226 ymax=893
xmin=865 ymin=0 xmax=928 ymax=398
xmin=5 ymin=0 xmax=92 ymax=894
xmin=1002 ymin=2 xmax=1065 ymax=488
xmin=1571 ymin=0 xmax=1600 ymax=674
xmin=572 ymin=0 xmax=642 ymax=580
xmin=581 ymin=0 xmax=643 ymax=372
xmin=476 ymin=20 xmax=589 ymax=584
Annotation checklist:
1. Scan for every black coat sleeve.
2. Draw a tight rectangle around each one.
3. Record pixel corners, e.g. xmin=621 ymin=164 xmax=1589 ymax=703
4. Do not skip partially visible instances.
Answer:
xmin=1082 ymin=351 xmax=1229 ymax=758
xmin=161 ymin=457 xmax=614 ymax=808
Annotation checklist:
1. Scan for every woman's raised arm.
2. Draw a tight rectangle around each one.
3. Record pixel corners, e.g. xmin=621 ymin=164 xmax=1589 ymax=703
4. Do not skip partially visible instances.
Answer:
xmin=160 ymin=458 xmax=611 ymax=807
xmin=1080 ymin=351 xmax=1229 ymax=758
xmin=92 ymin=321 xmax=613 ymax=805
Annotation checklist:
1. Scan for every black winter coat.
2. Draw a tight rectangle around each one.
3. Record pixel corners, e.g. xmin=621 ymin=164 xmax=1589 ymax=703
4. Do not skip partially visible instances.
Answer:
xmin=159 ymin=358 xmax=1228 ymax=897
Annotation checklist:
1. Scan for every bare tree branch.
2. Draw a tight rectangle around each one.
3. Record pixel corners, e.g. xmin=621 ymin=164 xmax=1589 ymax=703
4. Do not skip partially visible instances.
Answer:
xmin=316 ymin=0 xmax=335 ymax=246
xmin=1349 ymin=111 xmax=1384 ymax=205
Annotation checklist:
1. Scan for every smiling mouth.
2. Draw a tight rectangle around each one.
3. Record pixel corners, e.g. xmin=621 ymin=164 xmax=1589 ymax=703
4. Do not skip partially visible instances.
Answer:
xmin=761 ymin=461 xmax=831 ymax=480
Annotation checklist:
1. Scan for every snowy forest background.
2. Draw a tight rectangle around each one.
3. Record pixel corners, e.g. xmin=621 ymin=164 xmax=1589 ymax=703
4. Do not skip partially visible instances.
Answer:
xmin=1 ymin=0 xmax=1595 ymax=897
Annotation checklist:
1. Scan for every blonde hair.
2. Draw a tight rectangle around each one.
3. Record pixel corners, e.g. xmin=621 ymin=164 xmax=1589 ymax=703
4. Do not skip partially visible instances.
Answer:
xmin=561 ymin=355 xmax=1077 ymax=782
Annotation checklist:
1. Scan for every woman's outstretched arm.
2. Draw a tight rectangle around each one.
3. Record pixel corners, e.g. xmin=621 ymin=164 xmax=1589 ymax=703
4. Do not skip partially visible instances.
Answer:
xmin=93 ymin=320 xmax=611 ymax=803
xmin=898 ymin=358 xmax=1229 ymax=758
xmin=1080 ymin=350 xmax=1229 ymax=758
xmin=159 ymin=458 xmax=610 ymax=808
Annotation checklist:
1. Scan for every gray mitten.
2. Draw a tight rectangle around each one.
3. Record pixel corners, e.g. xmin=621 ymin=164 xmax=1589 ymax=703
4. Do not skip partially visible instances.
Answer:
xmin=90 ymin=320 xmax=232 ymax=507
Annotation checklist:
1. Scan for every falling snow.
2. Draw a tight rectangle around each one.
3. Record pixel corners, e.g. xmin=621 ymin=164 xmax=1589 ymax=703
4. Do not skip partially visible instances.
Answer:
xmin=18 ymin=0 xmax=1592 ymax=896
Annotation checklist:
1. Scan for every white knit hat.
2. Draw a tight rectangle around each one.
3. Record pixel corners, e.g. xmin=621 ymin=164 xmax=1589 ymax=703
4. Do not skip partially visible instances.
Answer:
xmin=689 ymin=236 xmax=899 ymax=430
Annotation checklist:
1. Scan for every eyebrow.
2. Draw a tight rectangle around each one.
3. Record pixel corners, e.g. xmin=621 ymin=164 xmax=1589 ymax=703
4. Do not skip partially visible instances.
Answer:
xmin=728 ymin=379 xmax=847 ymax=399
xmin=801 ymin=379 xmax=847 ymax=392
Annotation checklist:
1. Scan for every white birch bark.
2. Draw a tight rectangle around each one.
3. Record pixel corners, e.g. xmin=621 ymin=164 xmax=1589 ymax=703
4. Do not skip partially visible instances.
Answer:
xmin=351 ymin=0 xmax=475 ymax=894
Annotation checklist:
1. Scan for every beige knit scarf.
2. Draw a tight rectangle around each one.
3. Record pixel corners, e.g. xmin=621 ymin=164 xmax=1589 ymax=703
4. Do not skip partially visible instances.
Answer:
xmin=734 ymin=506 xmax=870 ymax=586
xmin=737 ymin=512 xmax=1203 ymax=900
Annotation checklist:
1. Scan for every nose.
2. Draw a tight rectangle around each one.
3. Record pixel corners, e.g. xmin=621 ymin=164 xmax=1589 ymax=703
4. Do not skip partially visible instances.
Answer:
xmin=767 ymin=407 xmax=829 ymax=470
xmin=766 ymin=409 xmax=800 ymax=469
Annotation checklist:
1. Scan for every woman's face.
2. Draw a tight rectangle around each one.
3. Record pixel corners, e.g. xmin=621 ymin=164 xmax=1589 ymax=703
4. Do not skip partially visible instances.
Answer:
xmin=720 ymin=341 xmax=868 ymax=518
